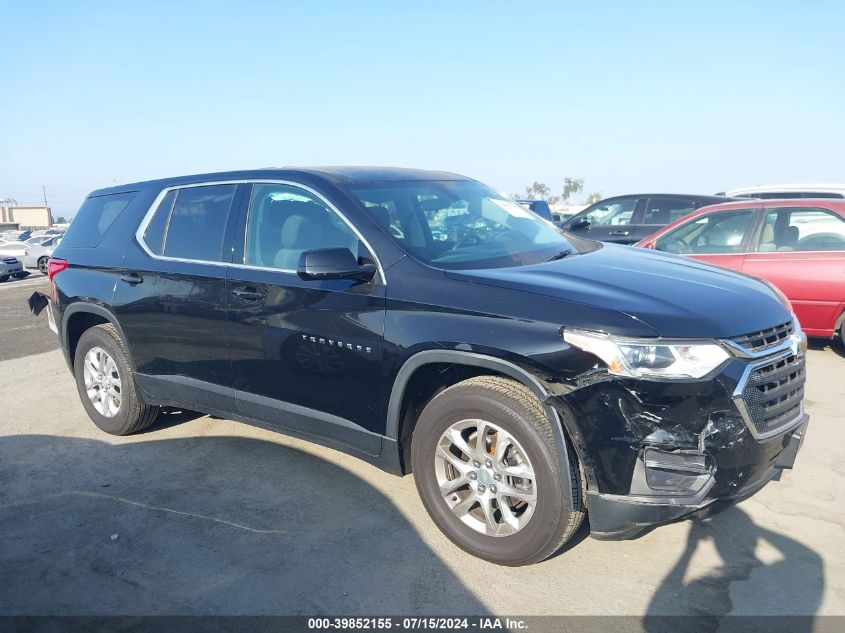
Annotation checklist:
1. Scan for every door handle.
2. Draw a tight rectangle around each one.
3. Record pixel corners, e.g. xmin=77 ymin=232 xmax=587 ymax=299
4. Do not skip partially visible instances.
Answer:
xmin=120 ymin=272 xmax=143 ymax=285
xmin=608 ymin=230 xmax=631 ymax=236
xmin=231 ymin=287 xmax=265 ymax=301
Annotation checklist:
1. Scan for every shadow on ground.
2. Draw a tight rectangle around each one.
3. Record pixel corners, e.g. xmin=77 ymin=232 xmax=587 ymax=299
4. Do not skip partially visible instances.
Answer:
xmin=808 ymin=337 xmax=845 ymax=359
xmin=644 ymin=505 xmax=824 ymax=631
xmin=0 ymin=434 xmax=489 ymax=615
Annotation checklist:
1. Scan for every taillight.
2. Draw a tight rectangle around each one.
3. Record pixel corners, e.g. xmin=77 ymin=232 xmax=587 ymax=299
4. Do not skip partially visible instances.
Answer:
xmin=47 ymin=258 xmax=68 ymax=281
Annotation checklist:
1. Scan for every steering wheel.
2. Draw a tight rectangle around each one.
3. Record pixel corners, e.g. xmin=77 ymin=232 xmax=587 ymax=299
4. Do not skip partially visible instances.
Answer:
xmin=663 ymin=240 xmax=690 ymax=254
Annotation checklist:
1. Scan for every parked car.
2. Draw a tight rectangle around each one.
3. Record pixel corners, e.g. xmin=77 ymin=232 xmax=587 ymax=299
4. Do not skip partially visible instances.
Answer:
xmin=516 ymin=199 xmax=578 ymax=226
xmin=515 ymin=199 xmax=555 ymax=222
xmin=0 ymin=256 xmax=25 ymax=282
xmin=0 ymin=240 xmax=30 ymax=258
xmin=560 ymin=194 xmax=731 ymax=244
xmin=637 ymin=198 xmax=845 ymax=345
xmin=718 ymin=183 xmax=845 ymax=199
xmin=30 ymin=228 xmax=65 ymax=239
xmin=0 ymin=229 xmax=32 ymax=242
xmin=25 ymin=235 xmax=56 ymax=247
xmin=23 ymin=235 xmax=62 ymax=274
xmin=36 ymin=167 xmax=807 ymax=565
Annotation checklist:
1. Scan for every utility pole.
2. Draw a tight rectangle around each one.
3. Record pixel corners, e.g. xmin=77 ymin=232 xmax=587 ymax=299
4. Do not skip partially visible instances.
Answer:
xmin=42 ymin=185 xmax=48 ymax=207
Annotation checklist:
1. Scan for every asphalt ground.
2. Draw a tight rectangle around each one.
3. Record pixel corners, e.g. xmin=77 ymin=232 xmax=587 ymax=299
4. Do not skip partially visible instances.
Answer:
xmin=0 ymin=277 xmax=843 ymax=618
xmin=0 ymin=274 xmax=58 ymax=361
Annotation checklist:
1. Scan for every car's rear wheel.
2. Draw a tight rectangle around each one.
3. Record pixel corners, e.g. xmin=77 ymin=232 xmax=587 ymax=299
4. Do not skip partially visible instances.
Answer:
xmin=38 ymin=256 xmax=49 ymax=275
xmin=411 ymin=375 xmax=585 ymax=566
xmin=74 ymin=324 xmax=160 ymax=435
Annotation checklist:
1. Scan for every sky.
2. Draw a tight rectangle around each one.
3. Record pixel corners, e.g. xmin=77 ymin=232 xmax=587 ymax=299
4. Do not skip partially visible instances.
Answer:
xmin=2 ymin=0 xmax=844 ymax=219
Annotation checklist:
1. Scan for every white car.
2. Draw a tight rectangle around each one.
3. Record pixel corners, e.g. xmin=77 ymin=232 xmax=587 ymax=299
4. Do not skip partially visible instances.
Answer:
xmin=22 ymin=236 xmax=62 ymax=274
xmin=718 ymin=183 xmax=845 ymax=199
xmin=0 ymin=240 xmax=29 ymax=258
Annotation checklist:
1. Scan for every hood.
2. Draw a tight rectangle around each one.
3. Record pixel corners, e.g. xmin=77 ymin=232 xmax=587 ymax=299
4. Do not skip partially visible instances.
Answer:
xmin=444 ymin=244 xmax=792 ymax=338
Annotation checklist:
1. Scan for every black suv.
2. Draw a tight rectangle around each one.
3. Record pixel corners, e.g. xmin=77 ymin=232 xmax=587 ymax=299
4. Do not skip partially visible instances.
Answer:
xmin=41 ymin=167 xmax=808 ymax=566
xmin=562 ymin=193 xmax=731 ymax=244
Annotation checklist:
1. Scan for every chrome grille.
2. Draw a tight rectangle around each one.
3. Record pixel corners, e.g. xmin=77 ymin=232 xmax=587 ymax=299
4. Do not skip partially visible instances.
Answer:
xmin=740 ymin=353 xmax=805 ymax=437
xmin=730 ymin=321 xmax=794 ymax=354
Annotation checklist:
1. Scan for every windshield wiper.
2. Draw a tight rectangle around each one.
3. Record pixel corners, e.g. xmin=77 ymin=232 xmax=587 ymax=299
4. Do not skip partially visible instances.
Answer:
xmin=547 ymin=249 xmax=573 ymax=262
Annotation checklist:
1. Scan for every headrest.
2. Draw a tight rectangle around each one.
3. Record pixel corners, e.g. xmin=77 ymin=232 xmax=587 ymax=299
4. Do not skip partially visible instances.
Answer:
xmin=782 ymin=225 xmax=799 ymax=245
xmin=281 ymin=214 xmax=321 ymax=248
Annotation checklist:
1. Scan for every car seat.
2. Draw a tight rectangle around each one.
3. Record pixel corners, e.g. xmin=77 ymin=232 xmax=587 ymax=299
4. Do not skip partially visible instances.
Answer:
xmin=758 ymin=224 xmax=777 ymax=252
xmin=273 ymin=201 xmax=354 ymax=270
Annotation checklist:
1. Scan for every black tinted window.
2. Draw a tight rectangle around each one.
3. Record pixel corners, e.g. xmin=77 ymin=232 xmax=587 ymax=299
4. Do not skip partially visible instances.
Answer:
xmin=643 ymin=198 xmax=695 ymax=225
xmin=163 ymin=185 xmax=236 ymax=261
xmin=583 ymin=197 xmax=637 ymax=226
xmin=61 ymin=192 xmax=137 ymax=248
xmin=143 ymin=190 xmax=176 ymax=255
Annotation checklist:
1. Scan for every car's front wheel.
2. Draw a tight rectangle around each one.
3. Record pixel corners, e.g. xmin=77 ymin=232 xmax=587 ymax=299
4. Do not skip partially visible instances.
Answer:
xmin=74 ymin=324 xmax=160 ymax=435
xmin=411 ymin=376 xmax=585 ymax=566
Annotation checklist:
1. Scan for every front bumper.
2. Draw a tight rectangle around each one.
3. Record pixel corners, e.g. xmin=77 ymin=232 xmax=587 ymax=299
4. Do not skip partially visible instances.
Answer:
xmin=1 ymin=261 xmax=23 ymax=275
xmin=587 ymin=415 xmax=808 ymax=539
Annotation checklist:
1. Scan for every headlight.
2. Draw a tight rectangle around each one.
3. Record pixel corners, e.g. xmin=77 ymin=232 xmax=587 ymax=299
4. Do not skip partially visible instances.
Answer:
xmin=563 ymin=329 xmax=731 ymax=380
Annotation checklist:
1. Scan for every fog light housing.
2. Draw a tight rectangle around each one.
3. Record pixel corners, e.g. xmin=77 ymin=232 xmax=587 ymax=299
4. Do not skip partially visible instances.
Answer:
xmin=629 ymin=447 xmax=715 ymax=501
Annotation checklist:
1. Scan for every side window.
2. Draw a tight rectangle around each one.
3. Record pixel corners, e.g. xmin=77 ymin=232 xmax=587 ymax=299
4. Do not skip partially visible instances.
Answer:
xmin=143 ymin=190 xmax=176 ymax=255
xmin=583 ymin=197 xmax=637 ymax=226
xmin=642 ymin=197 xmax=695 ymax=225
xmin=244 ymin=184 xmax=361 ymax=270
xmin=162 ymin=185 xmax=236 ymax=261
xmin=758 ymin=207 xmax=845 ymax=252
xmin=655 ymin=209 xmax=755 ymax=254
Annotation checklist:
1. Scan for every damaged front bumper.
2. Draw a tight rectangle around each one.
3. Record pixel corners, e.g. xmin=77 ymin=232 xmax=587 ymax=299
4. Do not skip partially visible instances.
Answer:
xmin=587 ymin=415 xmax=808 ymax=539
xmin=550 ymin=337 xmax=809 ymax=540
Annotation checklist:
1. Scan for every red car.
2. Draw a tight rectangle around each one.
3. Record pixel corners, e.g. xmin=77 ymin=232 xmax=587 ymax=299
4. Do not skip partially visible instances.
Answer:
xmin=636 ymin=198 xmax=845 ymax=344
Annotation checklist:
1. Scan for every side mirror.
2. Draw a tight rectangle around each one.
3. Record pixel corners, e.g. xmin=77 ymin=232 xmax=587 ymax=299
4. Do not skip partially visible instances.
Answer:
xmin=297 ymin=247 xmax=376 ymax=283
xmin=570 ymin=217 xmax=590 ymax=229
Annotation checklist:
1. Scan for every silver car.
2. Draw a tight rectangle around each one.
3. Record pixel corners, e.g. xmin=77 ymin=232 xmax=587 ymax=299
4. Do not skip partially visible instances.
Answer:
xmin=23 ymin=235 xmax=62 ymax=275
xmin=0 ymin=256 xmax=24 ymax=281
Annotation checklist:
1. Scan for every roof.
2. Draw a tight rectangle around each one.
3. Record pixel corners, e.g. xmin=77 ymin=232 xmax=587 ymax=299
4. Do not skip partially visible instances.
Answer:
xmin=89 ymin=166 xmax=473 ymax=197
xmin=597 ymin=193 xmax=729 ymax=200
xmin=725 ymin=183 xmax=845 ymax=195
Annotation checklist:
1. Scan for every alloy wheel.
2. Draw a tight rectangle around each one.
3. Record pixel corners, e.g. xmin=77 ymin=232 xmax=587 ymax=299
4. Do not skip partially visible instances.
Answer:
xmin=435 ymin=418 xmax=537 ymax=537
xmin=82 ymin=347 xmax=122 ymax=417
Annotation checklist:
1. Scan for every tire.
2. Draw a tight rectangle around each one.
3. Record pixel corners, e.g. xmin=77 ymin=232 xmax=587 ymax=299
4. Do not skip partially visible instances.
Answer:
xmin=840 ymin=319 xmax=845 ymax=348
xmin=38 ymin=256 xmax=49 ymax=275
xmin=0 ymin=275 xmax=9 ymax=282
xmin=13 ymin=271 xmax=28 ymax=279
xmin=74 ymin=323 xmax=160 ymax=435
xmin=411 ymin=376 xmax=585 ymax=566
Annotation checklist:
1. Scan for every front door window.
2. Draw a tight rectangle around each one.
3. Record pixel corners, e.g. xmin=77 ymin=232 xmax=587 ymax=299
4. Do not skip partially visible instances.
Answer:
xmin=655 ymin=209 xmax=755 ymax=254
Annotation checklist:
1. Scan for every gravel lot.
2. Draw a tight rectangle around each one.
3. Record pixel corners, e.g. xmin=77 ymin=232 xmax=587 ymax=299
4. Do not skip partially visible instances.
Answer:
xmin=1 ymin=277 xmax=843 ymax=616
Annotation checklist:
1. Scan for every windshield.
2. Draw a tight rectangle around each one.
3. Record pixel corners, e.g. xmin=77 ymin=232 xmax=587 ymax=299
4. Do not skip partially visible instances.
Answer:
xmin=347 ymin=181 xmax=582 ymax=269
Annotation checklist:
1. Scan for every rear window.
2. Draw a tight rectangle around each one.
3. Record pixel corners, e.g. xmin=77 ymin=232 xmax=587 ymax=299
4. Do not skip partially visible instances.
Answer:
xmin=61 ymin=192 xmax=138 ymax=248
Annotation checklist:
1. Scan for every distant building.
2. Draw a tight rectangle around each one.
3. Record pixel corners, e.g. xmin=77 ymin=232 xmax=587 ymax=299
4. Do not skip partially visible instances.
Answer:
xmin=0 ymin=204 xmax=53 ymax=229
